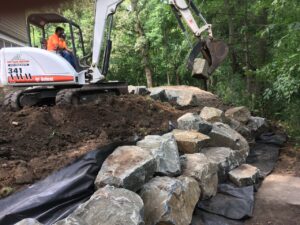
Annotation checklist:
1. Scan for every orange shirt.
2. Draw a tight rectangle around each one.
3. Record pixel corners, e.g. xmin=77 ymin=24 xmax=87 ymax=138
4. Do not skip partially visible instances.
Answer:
xmin=47 ymin=34 xmax=67 ymax=51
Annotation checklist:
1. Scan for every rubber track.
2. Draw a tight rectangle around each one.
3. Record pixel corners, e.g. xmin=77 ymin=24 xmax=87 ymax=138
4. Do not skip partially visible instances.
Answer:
xmin=55 ymin=89 xmax=79 ymax=106
xmin=3 ymin=90 xmax=23 ymax=111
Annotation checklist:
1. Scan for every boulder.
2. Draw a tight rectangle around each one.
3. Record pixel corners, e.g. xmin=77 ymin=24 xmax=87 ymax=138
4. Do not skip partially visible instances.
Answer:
xmin=200 ymin=107 xmax=225 ymax=123
xmin=177 ymin=113 xmax=212 ymax=134
xmin=15 ymin=219 xmax=42 ymax=225
xmin=172 ymin=129 xmax=210 ymax=154
xmin=140 ymin=176 xmax=200 ymax=225
xmin=226 ymin=118 xmax=252 ymax=141
xmin=202 ymin=147 xmax=240 ymax=182
xmin=136 ymin=133 xmax=181 ymax=176
xmin=149 ymin=88 xmax=168 ymax=102
xmin=95 ymin=146 xmax=156 ymax=192
xmin=54 ymin=186 xmax=144 ymax=225
xmin=229 ymin=164 xmax=261 ymax=187
xmin=247 ymin=116 xmax=269 ymax=136
xmin=149 ymin=86 xmax=219 ymax=107
xmin=207 ymin=122 xmax=249 ymax=164
xmin=180 ymin=153 xmax=218 ymax=199
xmin=225 ymin=106 xmax=251 ymax=123
xmin=128 ymin=85 xmax=150 ymax=96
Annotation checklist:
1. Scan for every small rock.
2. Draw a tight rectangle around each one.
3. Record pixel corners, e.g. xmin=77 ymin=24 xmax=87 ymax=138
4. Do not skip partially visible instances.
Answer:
xmin=149 ymin=88 xmax=168 ymax=102
xmin=172 ymin=129 xmax=210 ymax=154
xmin=128 ymin=85 xmax=150 ymax=95
xmin=225 ymin=106 xmax=251 ymax=123
xmin=12 ymin=121 xmax=20 ymax=126
xmin=200 ymin=107 xmax=225 ymax=123
xmin=229 ymin=164 xmax=261 ymax=187
xmin=14 ymin=165 xmax=34 ymax=184
xmin=0 ymin=186 xmax=14 ymax=198
xmin=136 ymin=133 xmax=181 ymax=176
xmin=177 ymin=113 xmax=212 ymax=134
xmin=54 ymin=186 xmax=144 ymax=225
xmin=14 ymin=219 xmax=42 ymax=225
xmin=202 ymin=147 xmax=240 ymax=182
xmin=140 ymin=176 xmax=200 ymax=225
xmin=95 ymin=146 xmax=156 ymax=192
xmin=180 ymin=153 xmax=218 ymax=199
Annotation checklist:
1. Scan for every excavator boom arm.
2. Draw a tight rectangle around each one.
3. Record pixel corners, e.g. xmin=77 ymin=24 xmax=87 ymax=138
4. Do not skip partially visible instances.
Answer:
xmin=90 ymin=0 xmax=227 ymax=83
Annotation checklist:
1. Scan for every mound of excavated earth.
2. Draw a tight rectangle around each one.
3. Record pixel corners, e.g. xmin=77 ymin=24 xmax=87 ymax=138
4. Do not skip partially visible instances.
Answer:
xmin=0 ymin=95 xmax=180 ymax=194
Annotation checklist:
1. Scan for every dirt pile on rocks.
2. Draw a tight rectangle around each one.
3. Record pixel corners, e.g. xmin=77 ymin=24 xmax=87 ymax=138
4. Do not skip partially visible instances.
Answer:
xmin=0 ymin=95 xmax=185 ymax=194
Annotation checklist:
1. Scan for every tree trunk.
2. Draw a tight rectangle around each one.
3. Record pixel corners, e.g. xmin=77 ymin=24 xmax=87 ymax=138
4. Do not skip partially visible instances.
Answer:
xmin=224 ymin=0 xmax=241 ymax=74
xmin=244 ymin=0 xmax=253 ymax=94
xmin=131 ymin=0 xmax=153 ymax=88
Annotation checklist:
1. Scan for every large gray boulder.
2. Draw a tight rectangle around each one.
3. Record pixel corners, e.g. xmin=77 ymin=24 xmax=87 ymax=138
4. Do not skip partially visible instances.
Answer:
xmin=54 ymin=186 xmax=144 ymax=225
xmin=225 ymin=106 xmax=251 ymax=124
xmin=207 ymin=122 xmax=249 ymax=164
xmin=202 ymin=147 xmax=240 ymax=182
xmin=95 ymin=146 xmax=156 ymax=192
xmin=177 ymin=113 xmax=212 ymax=134
xmin=136 ymin=133 xmax=181 ymax=176
xmin=140 ymin=176 xmax=200 ymax=225
xmin=229 ymin=164 xmax=261 ymax=187
xmin=15 ymin=219 xmax=42 ymax=225
xmin=172 ymin=129 xmax=210 ymax=154
xmin=149 ymin=86 xmax=219 ymax=107
xmin=180 ymin=153 xmax=218 ymax=199
xmin=200 ymin=107 xmax=225 ymax=123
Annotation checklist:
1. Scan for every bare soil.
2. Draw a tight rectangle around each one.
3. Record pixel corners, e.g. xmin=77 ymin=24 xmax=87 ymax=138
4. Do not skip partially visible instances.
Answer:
xmin=0 ymin=95 xmax=187 ymax=196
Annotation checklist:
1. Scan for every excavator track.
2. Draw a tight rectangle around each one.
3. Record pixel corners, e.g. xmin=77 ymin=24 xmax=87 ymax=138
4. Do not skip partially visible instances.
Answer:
xmin=56 ymin=83 xmax=128 ymax=106
xmin=3 ymin=82 xmax=128 ymax=111
xmin=3 ymin=90 xmax=23 ymax=111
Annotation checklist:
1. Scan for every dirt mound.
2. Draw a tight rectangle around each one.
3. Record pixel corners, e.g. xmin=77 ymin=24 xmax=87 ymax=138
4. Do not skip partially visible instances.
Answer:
xmin=0 ymin=95 xmax=185 ymax=195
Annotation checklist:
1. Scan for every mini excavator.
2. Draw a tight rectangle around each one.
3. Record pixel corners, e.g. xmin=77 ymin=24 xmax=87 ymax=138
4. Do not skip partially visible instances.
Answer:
xmin=0 ymin=0 xmax=228 ymax=111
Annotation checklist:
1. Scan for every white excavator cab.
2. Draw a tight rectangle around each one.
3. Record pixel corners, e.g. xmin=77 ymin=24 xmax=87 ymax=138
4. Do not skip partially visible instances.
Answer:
xmin=26 ymin=13 xmax=88 ymax=72
xmin=0 ymin=13 xmax=88 ymax=87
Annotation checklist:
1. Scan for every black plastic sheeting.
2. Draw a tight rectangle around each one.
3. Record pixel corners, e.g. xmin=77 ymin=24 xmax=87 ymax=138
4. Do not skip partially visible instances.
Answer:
xmin=257 ymin=132 xmax=287 ymax=147
xmin=192 ymin=209 xmax=244 ymax=225
xmin=247 ymin=132 xmax=287 ymax=177
xmin=197 ymin=184 xmax=254 ymax=223
xmin=0 ymin=142 xmax=126 ymax=225
xmin=247 ymin=143 xmax=280 ymax=177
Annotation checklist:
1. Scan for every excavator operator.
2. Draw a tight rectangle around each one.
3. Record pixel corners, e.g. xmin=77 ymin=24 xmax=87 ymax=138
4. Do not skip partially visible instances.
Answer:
xmin=47 ymin=27 xmax=76 ymax=68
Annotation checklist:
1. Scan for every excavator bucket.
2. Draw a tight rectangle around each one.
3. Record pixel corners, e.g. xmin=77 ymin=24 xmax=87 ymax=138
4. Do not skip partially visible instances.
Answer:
xmin=188 ymin=39 xmax=229 ymax=79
